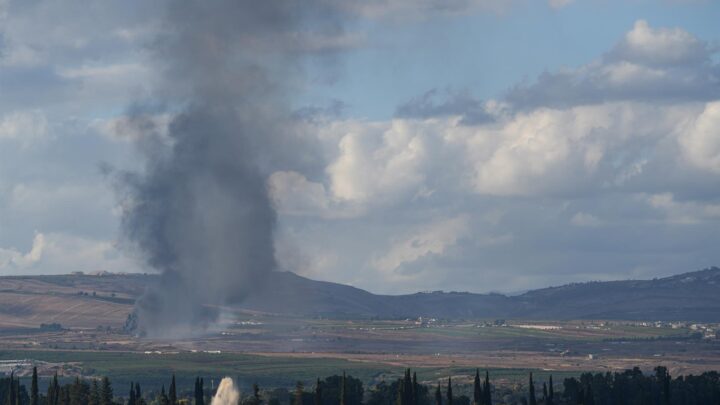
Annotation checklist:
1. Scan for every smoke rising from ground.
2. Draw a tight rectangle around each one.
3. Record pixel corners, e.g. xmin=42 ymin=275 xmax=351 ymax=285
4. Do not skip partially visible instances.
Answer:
xmin=118 ymin=1 xmax=348 ymax=337
xmin=211 ymin=378 xmax=240 ymax=405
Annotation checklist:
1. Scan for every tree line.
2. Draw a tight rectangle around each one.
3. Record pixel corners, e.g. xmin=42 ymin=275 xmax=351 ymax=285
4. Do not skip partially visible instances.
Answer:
xmin=2 ymin=366 xmax=719 ymax=405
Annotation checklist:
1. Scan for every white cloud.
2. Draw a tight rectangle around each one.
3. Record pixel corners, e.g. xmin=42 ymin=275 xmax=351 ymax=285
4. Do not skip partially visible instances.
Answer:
xmin=268 ymin=171 xmax=332 ymax=216
xmin=644 ymin=192 xmax=720 ymax=224
xmin=612 ymin=20 xmax=710 ymax=67
xmin=680 ymin=101 xmax=720 ymax=173
xmin=0 ymin=232 xmax=45 ymax=269
xmin=507 ymin=20 xmax=719 ymax=109
xmin=289 ymin=99 xmax=710 ymax=207
xmin=0 ymin=232 xmax=135 ymax=275
xmin=327 ymin=120 xmax=434 ymax=204
xmin=0 ymin=111 xmax=48 ymax=146
xmin=372 ymin=216 xmax=469 ymax=278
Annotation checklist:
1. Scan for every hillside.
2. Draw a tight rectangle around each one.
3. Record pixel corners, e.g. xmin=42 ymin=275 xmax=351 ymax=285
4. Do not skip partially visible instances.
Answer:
xmin=242 ymin=267 xmax=720 ymax=321
xmin=0 ymin=267 xmax=718 ymax=329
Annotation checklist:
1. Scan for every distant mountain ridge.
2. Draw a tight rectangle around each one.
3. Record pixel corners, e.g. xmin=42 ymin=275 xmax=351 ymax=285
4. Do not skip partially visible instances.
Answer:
xmin=0 ymin=267 xmax=718 ymax=326
xmin=241 ymin=267 xmax=720 ymax=321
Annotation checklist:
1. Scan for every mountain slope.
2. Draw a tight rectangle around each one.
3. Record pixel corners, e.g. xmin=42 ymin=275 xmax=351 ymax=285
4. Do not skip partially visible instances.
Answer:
xmin=0 ymin=267 xmax=718 ymax=327
xmin=241 ymin=267 xmax=720 ymax=321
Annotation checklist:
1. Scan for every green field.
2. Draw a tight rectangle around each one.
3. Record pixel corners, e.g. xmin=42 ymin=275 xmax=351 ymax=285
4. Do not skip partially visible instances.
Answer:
xmin=2 ymin=349 xmax=578 ymax=395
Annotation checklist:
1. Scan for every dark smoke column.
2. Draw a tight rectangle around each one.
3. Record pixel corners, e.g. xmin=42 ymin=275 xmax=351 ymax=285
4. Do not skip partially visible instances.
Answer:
xmin=119 ymin=1 xmax=342 ymax=337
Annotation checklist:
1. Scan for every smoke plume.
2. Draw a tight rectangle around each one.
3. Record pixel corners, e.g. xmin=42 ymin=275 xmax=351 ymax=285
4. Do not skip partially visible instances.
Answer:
xmin=118 ymin=1 xmax=347 ymax=337
xmin=211 ymin=378 xmax=240 ymax=405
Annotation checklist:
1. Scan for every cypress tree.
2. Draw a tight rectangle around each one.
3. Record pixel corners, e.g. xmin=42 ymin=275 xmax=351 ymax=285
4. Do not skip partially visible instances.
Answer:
xmin=101 ymin=376 xmax=113 ymax=405
xmin=542 ymin=383 xmax=547 ymax=402
xmin=435 ymin=383 xmax=442 ymax=405
xmin=169 ymin=375 xmax=177 ymax=405
xmin=62 ymin=386 xmax=71 ymax=405
xmin=314 ymin=378 xmax=322 ymax=405
xmin=548 ymin=376 xmax=554 ymax=405
xmin=340 ymin=372 xmax=346 ymax=405
xmin=473 ymin=369 xmax=482 ymax=405
xmin=403 ymin=369 xmax=412 ymax=405
xmin=194 ymin=378 xmax=205 ymax=405
xmin=135 ymin=383 xmax=143 ymax=405
xmin=253 ymin=383 xmax=261 ymax=405
xmin=31 ymin=366 xmax=38 ymax=405
xmin=90 ymin=380 xmax=101 ymax=405
xmin=397 ymin=377 xmax=405 ymax=405
xmin=129 ymin=382 xmax=136 ymax=405
xmin=15 ymin=378 xmax=21 ymax=405
xmin=483 ymin=372 xmax=491 ymax=405
xmin=446 ymin=377 xmax=452 ymax=405
xmin=412 ymin=372 xmax=418 ymax=405
xmin=159 ymin=386 xmax=169 ymax=405
xmin=528 ymin=373 xmax=536 ymax=405
xmin=48 ymin=373 xmax=59 ymax=405
xmin=9 ymin=372 xmax=16 ymax=405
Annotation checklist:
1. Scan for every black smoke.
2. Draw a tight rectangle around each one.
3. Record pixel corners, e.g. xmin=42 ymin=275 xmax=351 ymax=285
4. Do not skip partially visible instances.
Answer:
xmin=117 ymin=0 xmax=348 ymax=337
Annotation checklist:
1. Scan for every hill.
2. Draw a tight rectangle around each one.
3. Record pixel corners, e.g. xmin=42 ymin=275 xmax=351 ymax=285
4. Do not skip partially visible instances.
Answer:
xmin=243 ymin=267 xmax=720 ymax=321
xmin=0 ymin=267 xmax=718 ymax=328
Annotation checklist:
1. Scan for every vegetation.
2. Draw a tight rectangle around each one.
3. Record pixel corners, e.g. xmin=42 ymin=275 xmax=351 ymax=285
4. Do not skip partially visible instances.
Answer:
xmin=2 ymin=366 xmax=720 ymax=405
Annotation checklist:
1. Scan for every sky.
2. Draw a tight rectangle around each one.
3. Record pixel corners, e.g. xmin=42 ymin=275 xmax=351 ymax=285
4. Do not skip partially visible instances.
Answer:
xmin=1 ymin=0 xmax=719 ymax=294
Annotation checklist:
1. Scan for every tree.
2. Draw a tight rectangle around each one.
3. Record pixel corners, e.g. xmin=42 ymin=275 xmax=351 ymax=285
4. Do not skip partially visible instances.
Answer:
xmin=583 ymin=383 xmax=594 ymax=405
xmin=135 ymin=383 xmax=144 ymax=405
xmin=340 ymin=373 xmax=346 ymax=405
xmin=472 ymin=370 xmax=482 ymax=405
xmin=193 ymin=378 xmax=206 ymax=405
xmin=528 ymin=374 xmax=536 ymax=405
xmin=318 ymin=374 xmax=362 ymax=405
xmin=655 ymin=367 xmax=670 ymax=405
xmin=412 ymin=372 xmax=418 ymax=405
xmin=69 ymin=378 xmax=90 ymax=405
xmin=48 ymin=373 xmax=60 ymax=405
xmin=483 ymin=372 xmax=491 ymax=405
xmin=254 ymin=383 xmax=261 ymax=405
xmin=169 ymin=376 xmax=177 ymax=405
xmin=314 ymin=379 xmax=322 ymax=405
xmin=8 ymin=372 xmax=16 ymax=405
xmin=398 ymin=369 xmax=413 ymax=405
xmin=128 ymin=382 xmax=136 ymax=405
xmin=90 ymin=380 xmax=101 ymax=405
xmin=446 ymin=378 xmax=452 ymax=405
xmin=159 ymin=386 xmax=169 ymax=405
xmin=31 ymin=367 xmax=38 ymax=405
xmin=547 ymin=376 xmax=554 ymax=405
xmin=61 ymin=386 xmax=71 ymax=405
xmin=100 ymin=376 xmax=113 ymax=405
xmin=434 ymin=384 xmax=442 ymax=405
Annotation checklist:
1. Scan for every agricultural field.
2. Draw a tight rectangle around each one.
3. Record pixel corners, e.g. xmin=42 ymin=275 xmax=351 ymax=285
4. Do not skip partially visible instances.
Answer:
xmin=0 ymin=314 xmax=718 ymax=393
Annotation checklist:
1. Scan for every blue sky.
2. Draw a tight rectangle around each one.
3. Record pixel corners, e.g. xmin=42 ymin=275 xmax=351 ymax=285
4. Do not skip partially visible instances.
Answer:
xmin=302 ymin=0 xmax=720 ymax=119
xmin=1 ymin=0 xmax=720 ymax=294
